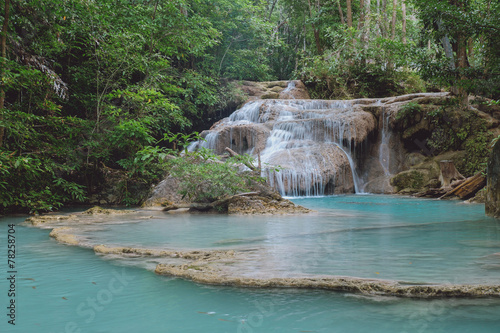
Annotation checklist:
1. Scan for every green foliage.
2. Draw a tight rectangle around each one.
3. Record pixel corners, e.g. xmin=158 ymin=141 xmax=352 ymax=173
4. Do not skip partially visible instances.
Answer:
xmin=424 ymin=107 xmax=493 ymax=176
xmin=390 ymin=170 xmax=425 ymax=192
xmin=463 ymin=130 xmax=492 ymax=175
xmin=296 ymin=30 xmax=427 ymax=99
xmin=412 ymin=0 xmax=500 ymax=99
xmin=168 ymin=148 xmax=264 ymax=203
xmin=0 ymin=152 xmax=86 ymax=214
xmin=395 ymin=101 xmax=423 ymax=128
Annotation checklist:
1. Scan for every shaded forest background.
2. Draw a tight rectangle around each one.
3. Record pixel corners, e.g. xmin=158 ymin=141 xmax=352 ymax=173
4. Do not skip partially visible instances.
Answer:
xmin=0 ymin=0 xmax=499 ymax=213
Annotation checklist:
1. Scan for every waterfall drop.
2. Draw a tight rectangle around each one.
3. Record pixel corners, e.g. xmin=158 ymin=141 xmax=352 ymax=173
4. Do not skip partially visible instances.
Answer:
xmin=193 ymin=93 xmax=379 ymax=197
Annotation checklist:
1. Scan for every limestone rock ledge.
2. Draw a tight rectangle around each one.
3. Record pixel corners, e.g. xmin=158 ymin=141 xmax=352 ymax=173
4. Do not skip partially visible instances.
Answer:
xmin=154 ymin=263 xmax=500 ymax=298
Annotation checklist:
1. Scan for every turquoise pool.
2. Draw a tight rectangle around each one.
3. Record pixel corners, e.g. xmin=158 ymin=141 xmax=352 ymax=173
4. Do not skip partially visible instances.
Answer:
xmin=1 ymin=195 xmax=500 ymax=332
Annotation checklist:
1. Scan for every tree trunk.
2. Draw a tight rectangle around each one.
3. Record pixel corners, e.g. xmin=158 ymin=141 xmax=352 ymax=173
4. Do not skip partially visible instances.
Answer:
xmin=363 ymin=0 xmax=371 ymax=59
xmin=0 ymin=0 xmax=10 ymax=148
xmin=456 ymin=32 xmax=469 ymax=108
xmin=268 ymin=0 xmax=278 ymax=21
xmin=365 ymin=0 xmax=371 ymax=41
xmin=307 ymin=0 xmax=323 ymax=54
xmin=346 ymin=0 xmax=352 ymax=28
xmin=376 ymin=0 xmax=381 ymax=37
xmin=438 ymin=160 xmax=464 ymax=188
xmin=467 ymin=38 xmax=473 ymax=63
xmin=381 ymin=0 xmax=388 ymax=37
xmin=358 ymin=0 xmax=365 ymax=30
xmin=451 ymin=0 xmax=469 ymax=108
xmin=149 ymin=0 xmax=160 ymax=53
xmin=337 ymin=0 xmax=345 ymax=25
xmin=391 ymin=0 xmax=397 ymax=40
xmin=401 ymin=0 xmax=406 ymax=44
xmin=162 ymin=192 xmax=260 ymax=212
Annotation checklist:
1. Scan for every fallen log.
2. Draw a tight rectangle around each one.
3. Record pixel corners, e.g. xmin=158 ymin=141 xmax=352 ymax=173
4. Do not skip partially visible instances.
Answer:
xmin=439 ymin=171 xmax=486 ymax=200
xmin=162 ymin=192 xmax=260 ymax=212
xmin=415 ymin=188 xmax=448 ymax=198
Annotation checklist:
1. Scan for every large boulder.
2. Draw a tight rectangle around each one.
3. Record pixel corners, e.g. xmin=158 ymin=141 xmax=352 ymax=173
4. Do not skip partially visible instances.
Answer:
xmin=486 ymin=140 xmax=500 ymax=218
xmin=238 ymin=80 xmax=310 ymax=100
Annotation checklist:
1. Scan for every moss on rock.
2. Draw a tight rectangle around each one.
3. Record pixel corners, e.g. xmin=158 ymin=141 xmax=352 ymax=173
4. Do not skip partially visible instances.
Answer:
xmin=390 ymin=170 xmax=427 ymax=193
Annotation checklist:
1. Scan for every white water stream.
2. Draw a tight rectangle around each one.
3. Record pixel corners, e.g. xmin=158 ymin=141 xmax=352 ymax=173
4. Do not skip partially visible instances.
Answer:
xmin=190 ymin=98 xmax=378 ymax=196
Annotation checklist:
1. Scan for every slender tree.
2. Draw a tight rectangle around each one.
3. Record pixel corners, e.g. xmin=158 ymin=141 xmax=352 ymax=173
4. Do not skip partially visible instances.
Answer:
xmin=402 ymin=0 xmax=407 ymax=44
xmin=391 ymin=0 xmax=397 ymax=40
xmin=307 ymin=0 xmax=323 ymax=54
xmin=358 ymin=0 xmax=366 ymax=30
xmin=381 ymin=0 xmax=388 ymax=37
xmin=347 ymin=0 xmax=352 ymax=28
xmin=0 ymin=0 xmax=10 ymax=148
xmin=337 ymin=0 xmax=345 ymax=25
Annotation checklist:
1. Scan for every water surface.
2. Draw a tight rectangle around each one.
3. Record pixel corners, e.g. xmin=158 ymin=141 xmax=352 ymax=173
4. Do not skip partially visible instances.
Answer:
xmin=1 ymin=196 xmax=500 ymax=332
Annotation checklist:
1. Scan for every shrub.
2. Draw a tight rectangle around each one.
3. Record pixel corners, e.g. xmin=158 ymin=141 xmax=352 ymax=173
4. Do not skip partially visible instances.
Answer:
xmin=167 ymin=149 xmax=264 ymax=203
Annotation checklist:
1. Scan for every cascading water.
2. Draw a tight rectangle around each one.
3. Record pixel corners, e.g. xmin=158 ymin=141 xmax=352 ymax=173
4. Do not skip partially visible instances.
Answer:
xmin=379 ymin=106 xmax=391 ymax=176
xmin=194 ymin=97 xmax=377 ymax=197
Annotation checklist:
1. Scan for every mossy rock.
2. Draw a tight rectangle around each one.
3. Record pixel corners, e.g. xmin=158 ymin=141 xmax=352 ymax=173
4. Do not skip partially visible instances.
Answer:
xmin=263 ymin=81 xmax=288 ymax=88
xmin=425 ymin=178 xmax=442 ymax=189
xmin=261 ymin=92 xmax=280 ymax=99
xmin=390 ymin=170 xmax=427 ymax=193
xmin=270 ymin=86 xmax=284 ymax=93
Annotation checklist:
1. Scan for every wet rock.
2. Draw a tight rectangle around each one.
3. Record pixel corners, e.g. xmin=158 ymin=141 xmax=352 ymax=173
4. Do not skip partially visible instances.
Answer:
xmin=143 ymin=176 xmax=189 ymax=207
xmin=200 ymin=123 xmax=271 ymax=155
xmin=94 ymin=245 xmax=238 ymax=261
xmin=390 ymin=151 xmax=467 ymax=195
xmin=49 ymin=227 xmax=79 ymax=245
xmin=226 ymin=195 xmax=311 ymax=215
xmin=81 ymin=206 xmax=134 ymax=215
xmin=486 ymin=141 xmax=500 ymax=218
xmin=466 ymin=188 xmax=487 ymax=204
xmin=238 ymin=80 xmax=310 ymax=100
xmin=155 ymin=263 xmax=500 ymax=298
xmin=25 ymin=215 xmax=76 ymax=226
xmin=390 ymin=170 xmax=427 ymax=193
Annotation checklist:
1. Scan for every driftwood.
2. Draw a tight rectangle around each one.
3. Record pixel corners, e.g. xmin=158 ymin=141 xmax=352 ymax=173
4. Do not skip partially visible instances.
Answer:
xmin=439 ymin=160 xmax=464 ymax=187
xmin=224 ymin=147 xmax=257 ymax=171
xmin=415 ymin=188 xmax=448 ymax=198
xmin=162 ymin=192 xmax=260 ymax=212
xmin=439 ymin=171 xmax=486 ymax=200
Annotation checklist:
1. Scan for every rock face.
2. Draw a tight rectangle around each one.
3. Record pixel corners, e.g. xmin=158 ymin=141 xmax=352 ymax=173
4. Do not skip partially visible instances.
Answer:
xmin=486 ymin=141 xmax=500 ymax=218
xmin=238 ymin=80 xmax=311 ymax=100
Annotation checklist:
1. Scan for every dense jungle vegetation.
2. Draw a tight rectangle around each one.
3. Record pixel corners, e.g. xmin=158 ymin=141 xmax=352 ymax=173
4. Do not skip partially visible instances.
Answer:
xmin=0 ymin=0 xmax=499 ymax=213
